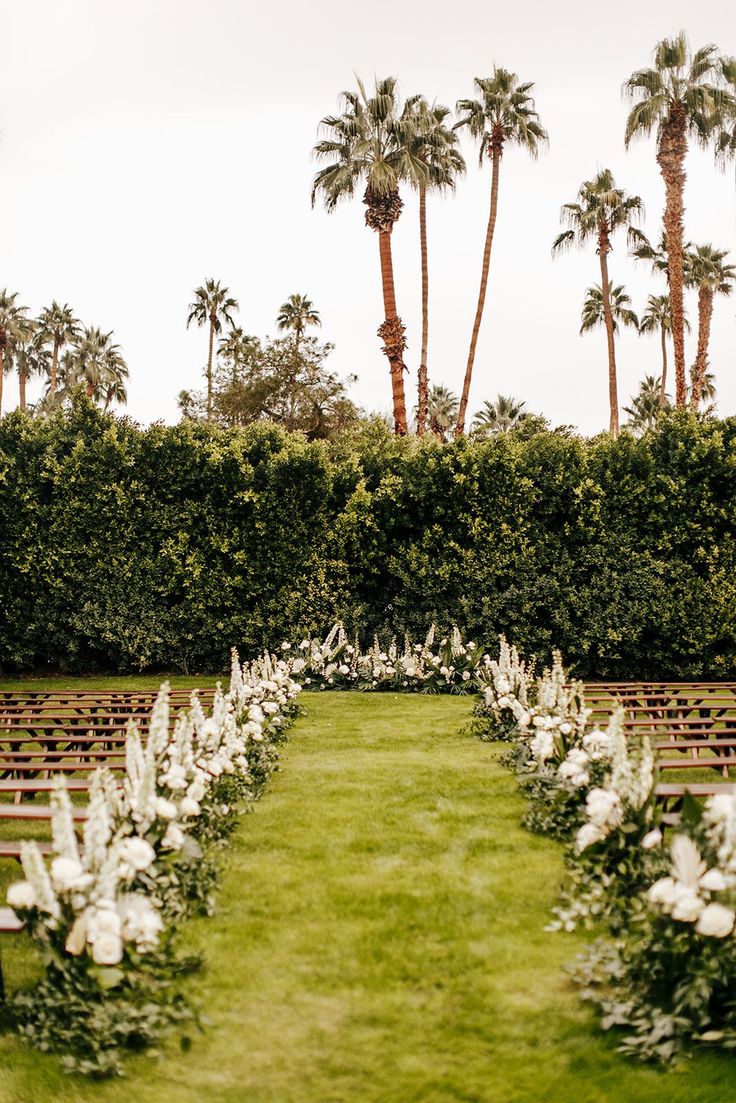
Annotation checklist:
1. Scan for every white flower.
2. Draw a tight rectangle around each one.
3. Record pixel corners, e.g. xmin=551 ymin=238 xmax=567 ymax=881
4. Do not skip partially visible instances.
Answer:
xmin=50 ymin=856 xmax=89 ymax=891
xmin=156 ymin=796 xmax=178 ymax=820
xmin=7 ymin=880 xmax=36 ymax=909
xmin=462 ymin=671 xmax=471 ymax=681
xmin=179 ymin=797 xmax=201 ymax=818
xmin=641 ymin=829 xmax=663 ymax=850
xmin=280 ymin=641 xmax=291 ymax=650
xmin=119 ymin=837 xmax=156 ymax=873
xmin=88 ymin=905 xmax=122 ymax=942
xmin=91 ymin=932 xmax=124 ymax=965
xmin=118 ymin=894 xmax=164 ymax=949
xmin=559 ymin=722 xmax=572 ymax=736
xmin=696 ymin=903 xmax=735 ymax=938
xmin=530 ymin=731 xmax=555 ymax=763
xmin=160 ymin=764 xmax=188 ymax=791
xmin=582 ymin=730 xmax=610 ymax=761
xmin=705 ymin=794 xmax=735 ymax=824
xmin=671 ymin=888 xmax=705 ymax=923
xmin=585 ymin=788 xmax=623 ymax=830
xmin=439 ymin=666 xmax=449 ymax=676
xmin=162 ymin=823 xmax=185 ymax=851
xmin=187 ymin=779 xmax=206 ymax=802
xmin=338 ymin=665 xmax=350 ymax=675
xmin=648 ymin=877 xmax=677 ymax=909
xmin=575 ymin=823 xmax=606 ymax=851
xmin=291 ymin=658 xmax=306 ymax=674
xmin=700 ymin=868 xmax=728 ymax=893
xmin=497 ymin=695 xmax=510 ymax=709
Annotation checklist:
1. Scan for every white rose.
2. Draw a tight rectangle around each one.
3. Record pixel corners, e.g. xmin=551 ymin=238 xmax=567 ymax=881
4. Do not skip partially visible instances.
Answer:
xmin=641 ymin=829 xmax=663 ymax=850
xmin=50 ymin=856 xmax=87 ymax=890
xmin=179 ymin=797 xmax=201 ymax=818
xmin=7 ymin=881 xmax=36 ymax=909
xmin=559 ymin=722 xmax=572 ymax=736
xmin=462 ymin=671 xmax=471 ymax=681
xmin=281 ymin=642 xmax=291 ymax=650
xmin=671 ymin=888 xmax=705 ymax=923
xmin=648 ymin=877 xmax=677 ymax=909
xmin=338 ymin=665 xmax=350 ymax=675
xmin=120 ymin=837 xmax=156 ymax=872
xmin=706 ymin=794 xmax=735 ymax=823
xmin=700 ymin=868 xmax=728 ymax=893
xmin=91 ymin=932 xmax=124 ymax=965
xmin=576 ymin=823 xmax=606 ymax=851
xmin=88 ymin=906 xmax=122 ymax=941
xmin=162 ymin=823 xmax=186 ymax=851
xmin=187 ymin=779 xmax=207 ymax=802
xmin=497 ymin=695 xmax=510 ymax=709
xmin=156 ymin=797 xmax=178 ymax=820
xmin=696 ymin=903 xmax=735 ymax=938
xmin=585 ymin=788 xmax=622 ymax=830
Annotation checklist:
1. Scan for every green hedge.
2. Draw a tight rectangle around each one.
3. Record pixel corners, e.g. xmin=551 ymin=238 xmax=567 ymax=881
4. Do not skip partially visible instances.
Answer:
xmin=1 ymin=401 xmax=735 ymax=678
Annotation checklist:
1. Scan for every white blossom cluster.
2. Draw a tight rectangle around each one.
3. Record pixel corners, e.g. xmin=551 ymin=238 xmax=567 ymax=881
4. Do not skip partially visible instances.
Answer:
xmin=7 ymin=650 xmax=302 ymax=972
xmin=574 ymin=710 xmax=655 ymax=852
xmin=477 ymin=635 xmax=533 ymax=735
xmin=526 ymin=653 xmax=590 ymax=769
xmin=647 ymin=833 xmax=736 ymax=938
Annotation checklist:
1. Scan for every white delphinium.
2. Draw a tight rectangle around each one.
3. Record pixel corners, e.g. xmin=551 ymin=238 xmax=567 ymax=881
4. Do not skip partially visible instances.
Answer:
xmin=647 ymin=835 xmax=735 ymax=933
xmin=15 ymin=841 xmax=60 ymax=920
xmin=51 ymin=780 xmax=81 ymax=864
xmin=573 ymin=711 xmax=652 ymax=852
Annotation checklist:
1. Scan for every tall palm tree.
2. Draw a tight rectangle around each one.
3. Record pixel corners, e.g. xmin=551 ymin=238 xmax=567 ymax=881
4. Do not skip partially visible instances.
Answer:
xmin=276 ymin=294 xmax=321 ymax=354
xmin=639 ymin=294 xmax=679 ymax=405
xmin=624 ymin=374 xmax=668 ymax=433
xmin=454 ymin=69 xmax=548 ymax=437
xmin=624 ymin=33 xmax=733 ymax=405
xmin=684 ymin=244 xmax=735 ymax=409
xmin=36 ymin=302 xmax=81 ymax=398
xmin=552 ymin=169 xmax=643 ymax=437
xmin=63 ymin=326 xmax=128 ymax=406
xmin=0 ymin=290 xmax=34 ymax=415
xmin=472 ymin=394 xmax=527 ymax=434
xmin=187 ymin=280 xmax=239 ymax=421
xmin=580 ymin=284 xmax=639 ymax=336
xmin=399 ymin=97 xmax=465 ymax=436
xmin=14 ymin=331 xmax=50 ymax=411
xmin=426 ymin=384 xmax=459 ymax=441
xmin=312 ymin=77 xmax=420 ymax=435
xmin=715 ymin=56 xmax=736 ymax=164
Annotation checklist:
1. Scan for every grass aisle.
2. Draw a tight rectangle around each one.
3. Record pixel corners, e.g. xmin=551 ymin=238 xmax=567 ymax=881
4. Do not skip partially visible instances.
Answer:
xmin=0 ymin=692 xmax=733 ymax=1102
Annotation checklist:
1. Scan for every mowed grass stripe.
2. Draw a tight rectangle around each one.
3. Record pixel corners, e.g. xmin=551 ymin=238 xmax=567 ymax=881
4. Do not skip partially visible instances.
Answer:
xmin=0 ymin=692 xmax=733 ymax=1102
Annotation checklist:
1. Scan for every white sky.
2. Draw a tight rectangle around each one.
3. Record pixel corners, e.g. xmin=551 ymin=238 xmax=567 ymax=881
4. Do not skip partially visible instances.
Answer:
xmin=2 ymin=0 xmax=735 ymax=432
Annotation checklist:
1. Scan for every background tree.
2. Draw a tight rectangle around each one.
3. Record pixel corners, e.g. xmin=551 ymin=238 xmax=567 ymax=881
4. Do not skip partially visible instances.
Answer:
xmin=36 ymin=302 xmax=81 ymax=398
xmin=579 ymin=284 xmax=639 ymax=337
xmin=684 ymin=244 xmax=735 ymax=409
xmin=399 ymin=97 xmax=465 ymax=436
xmin=426 ymin=383 xmax=459 ymax=441
xmin=624 ymin=33 xmax=732 ymax=405
xmin=0 ymin=290 xmax=34 ymax=415
xmin=639 ymin=293 xmax=679 ymax=405
xmin=276 ymin=294 xmax=321 ymax=354
xmin=312 ymin=77 xmax=421 ymax=435
xmin=454 ymin=68 xmax=547 ymax=436
xmin=471 ymin=394 xmax=527 ymax=434
xmin=187 ymin=279 xmax=239 ymax=421
xmin=624 ymin=374 xmax=668 ymax=433
xmin=14 ymin=330 xmax=50 ymax=411
xmin=715 ymin=56 xmax=736 ymax=164
xmin=553 ymin=169 xmax=643 ymax=437
xmin=60 ymin=326 xmax=128 ymax=407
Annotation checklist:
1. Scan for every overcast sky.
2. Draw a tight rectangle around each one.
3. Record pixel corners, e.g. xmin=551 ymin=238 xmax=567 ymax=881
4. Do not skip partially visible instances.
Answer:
xmin=2 ymin=0 xmax=735 ymax=433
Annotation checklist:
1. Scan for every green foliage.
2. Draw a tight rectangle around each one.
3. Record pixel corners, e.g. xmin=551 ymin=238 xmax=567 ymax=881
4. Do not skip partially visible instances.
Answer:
xmin=2 ymin=402 xmax=736 ymax=677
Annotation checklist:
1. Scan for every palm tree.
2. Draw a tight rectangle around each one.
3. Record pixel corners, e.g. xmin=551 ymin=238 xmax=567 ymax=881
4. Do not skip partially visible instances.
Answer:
xmin=639 ymin=294 xmax=678 ymax=405
xmin=580 ymin=284 xmax=639 ymax=336
xmin=426 ymin=384 xmax=459 ymax=441
xmin=453 ymin=69 xmax=548 ymax=437
xmin=624 ymin=374 xmax=668 ymax=433
xmin=399 ymin=97 xmax=465 ymax=436
xmin=624 ymin=33 xmax=733 ymax=405
xmin=715 ymin=56 xmax=736 ymax=164
xmin=684 ymin=244 xmax=735 ymax=409
xmin=187 ymin=280 xmax=239 ymax=421
xmin=312 ymin=77 xmax=421 ymax=435
xmin=553 ymin=169 xmax=643 ymax=437
xmin=14 ymin=332 xmax=50 ymax=411
xmin=472 ymin=394 xmax=527 ymax=434
xmin=36 ymin=302 xmax=81 ymax=398
xmin=276 ymin=294 xmax=321 ymax=354
xmin=0 ymin=290 xmax=34 ymax=414
xmin=63 ymin=327 xmax=129 ymax=406
xmin=217 ymin=325 xmax=258 ymax=378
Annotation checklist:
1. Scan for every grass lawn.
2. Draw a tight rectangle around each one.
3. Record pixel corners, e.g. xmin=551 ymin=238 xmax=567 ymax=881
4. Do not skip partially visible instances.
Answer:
xmin=0 ymin=690 xmax=733 ymax=1102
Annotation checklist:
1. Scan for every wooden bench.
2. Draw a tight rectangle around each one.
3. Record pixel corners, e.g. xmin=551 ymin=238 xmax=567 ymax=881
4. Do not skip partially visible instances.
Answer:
xmin=0 ymin=804 xmax=88 ymax=822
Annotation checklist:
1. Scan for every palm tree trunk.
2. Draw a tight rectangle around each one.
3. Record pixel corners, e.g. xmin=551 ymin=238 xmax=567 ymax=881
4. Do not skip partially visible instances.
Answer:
xmin=377 ymin=229 xmax=408 ymax=435
xmin=657 ymin=109 xmax=687 ymax=406
xmin=690 ymin=287 xmax=713 ymax=410
xmin=456 ymin=138 xmax=502 ymax=437
xmin=598 ymin=242 xmax=619 ymax=438
xmin=417 ymin=184 xmax=429 ymax=437
xmin=50 ymin=339 xmax=60 ymax=397
xmin=86 ymin=380 xmax=95 ymax=399
xmin=659 ymin=323 xmax=668 ymax=406
xmin=18 ymin=367 xmax=27 ymax=411
xmin=207 ymin=318 xmax=215 ymax=422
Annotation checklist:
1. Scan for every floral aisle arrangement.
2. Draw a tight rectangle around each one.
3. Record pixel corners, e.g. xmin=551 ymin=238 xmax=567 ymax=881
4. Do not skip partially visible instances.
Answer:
xmin=6 ymin=651 xmax=302 ymax=1077
xmin=468 ymin=636 xmax=534 ymax=741
xmin=285 ymin=623 xmax=484 ymax=693
xmin=575 ymin=800 xmax=736 ymax=1061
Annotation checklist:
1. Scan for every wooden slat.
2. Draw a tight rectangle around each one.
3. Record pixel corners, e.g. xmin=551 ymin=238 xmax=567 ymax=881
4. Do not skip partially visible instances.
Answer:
xmin=0 ymin=804 xmax=87 ymax=822
xmin=0 ymin=778 xmax=91 ymax=794
xmin=0 ymin=907 xmax=24 ymax=933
